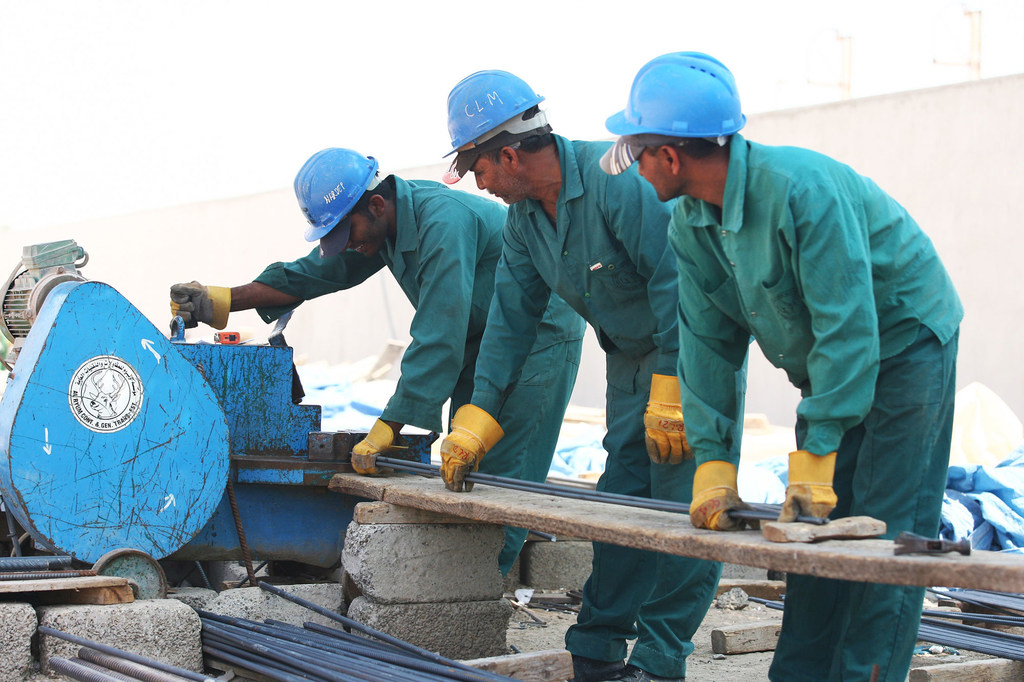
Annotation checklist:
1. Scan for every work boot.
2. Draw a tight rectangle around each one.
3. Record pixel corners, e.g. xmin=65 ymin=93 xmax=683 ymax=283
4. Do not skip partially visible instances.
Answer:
xmin=618 ymin=664 xmax=685 ymax=682
xmin=570 ymin=654 xmax=627 ymax=681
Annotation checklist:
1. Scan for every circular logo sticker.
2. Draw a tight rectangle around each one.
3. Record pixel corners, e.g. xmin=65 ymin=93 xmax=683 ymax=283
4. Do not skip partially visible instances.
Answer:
xmin=68 ymin=355 xmax=144 ymax=432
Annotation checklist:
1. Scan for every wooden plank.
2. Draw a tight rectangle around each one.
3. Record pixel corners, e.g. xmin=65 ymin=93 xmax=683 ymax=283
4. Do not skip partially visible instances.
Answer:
xmin=715 ymin=579 xmax=786 ymax=600
xmin=909 ymin=658 xmax=1024 ymax=681
xmin=354 ymin=501 xmax=483 ymax=525
xmin=711 ymin=621 xmax=781 ymax=654
xmin=328 ymin=473 xmax=1024 ymax=591
xmin=0 ymin=576 xmax=134 ymax=605
xmin=762 ymin=516 xmax=886 ymax=543
xmin=461 ymin=649 xmax=573 ymax=682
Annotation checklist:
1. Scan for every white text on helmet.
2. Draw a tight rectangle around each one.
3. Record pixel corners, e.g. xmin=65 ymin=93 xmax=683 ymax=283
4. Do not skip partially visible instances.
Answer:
xmin=464 ymin=90 xmax=503 ymax=117
xmin=323 ymin=181 xmax=346 ymax=205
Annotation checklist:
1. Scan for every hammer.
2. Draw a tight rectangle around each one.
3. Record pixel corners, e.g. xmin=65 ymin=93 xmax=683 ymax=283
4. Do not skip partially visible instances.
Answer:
xmin=893 ymin=531 xmax=971 ymax=556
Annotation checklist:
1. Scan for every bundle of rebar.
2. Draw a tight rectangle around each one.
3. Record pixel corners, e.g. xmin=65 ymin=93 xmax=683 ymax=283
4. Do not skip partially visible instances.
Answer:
xmin=747 ymin=596 xmax=1024 ymax=661
xmin=197 ymin=582 xmax=515 ymax=681
xmin=374 ymin=456 xmax=827 ymax=525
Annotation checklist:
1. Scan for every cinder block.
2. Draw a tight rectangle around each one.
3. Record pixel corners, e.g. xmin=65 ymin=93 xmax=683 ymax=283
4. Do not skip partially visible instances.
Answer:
xmin=204 ymin=583 xmax=344 ymax=628
xmin=0 ymin=602 xmax=36 ymax=682
xmin=342 ymin=522 xmax=503 ymax=604
xmin=521 ymin=540 xmax=593 ymax=590
xmin=721 ymin=563 xmax=768 ymax=580
xmin=167 ymin=587 xmax=218 ymax=611
xmin=37 ymin=599 xmax=202 ymax=673
xmin=347 ymin=596 xmax=512 ymax=660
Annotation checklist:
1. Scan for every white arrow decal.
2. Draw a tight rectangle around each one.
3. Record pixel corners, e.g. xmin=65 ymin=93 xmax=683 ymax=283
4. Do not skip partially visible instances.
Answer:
xmin=141 ymin=338 xmax=161 ymax=363
xmin=158 ymin=493 xmax=176 ymax=513
xmin=43 ymin=428 xmax=52 ymax=455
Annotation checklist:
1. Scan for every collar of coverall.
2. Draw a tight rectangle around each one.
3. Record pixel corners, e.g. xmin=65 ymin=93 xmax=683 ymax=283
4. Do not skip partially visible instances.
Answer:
xmin=599 ymin=133 xmax=728 ymax=175
xmin=443 ymin=110 xmax=552 ymax=185
xmin=318 ymin=174 xmax=383 ymax=258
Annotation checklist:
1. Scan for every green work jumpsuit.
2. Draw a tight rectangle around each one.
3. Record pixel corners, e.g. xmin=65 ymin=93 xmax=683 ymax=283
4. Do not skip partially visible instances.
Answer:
xmin=471 ymin=136 xmax=721 ymax=680
xmin=253 ymin=176 xmax=585 ymax=574
xmin=668 ymin=135 xmax=963 ymax=682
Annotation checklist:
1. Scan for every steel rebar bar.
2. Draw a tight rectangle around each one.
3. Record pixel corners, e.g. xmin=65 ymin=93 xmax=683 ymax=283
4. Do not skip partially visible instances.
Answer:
xmin=374 ymin=456 xmax=828 ymax=525
xmin=78 ymin=647 xmax=196 ymax=682
xmin=257 ymin=582 xmax=511 ymax=682
xmin=48 ymin=657 xmax=126 ymax=682
xmin=0 ymin=555 xmax=71 ymax=571
xmin=37 ymin=627 xmax=212 ymax=682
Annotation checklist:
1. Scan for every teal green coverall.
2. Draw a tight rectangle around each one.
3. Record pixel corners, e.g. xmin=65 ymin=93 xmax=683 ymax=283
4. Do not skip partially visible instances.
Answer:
xmin=471 ymin=136 xmax=721 ymax=680
xmin=253 ymin=176 xmax=585 ymax=574
xmin=668 ymin=135 xmax=963 ymax=681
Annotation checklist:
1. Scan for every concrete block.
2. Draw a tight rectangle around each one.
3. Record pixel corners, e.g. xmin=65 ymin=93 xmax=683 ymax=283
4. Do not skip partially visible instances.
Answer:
xmin=721 ymin=563 xmax=768 ymax=580
xmin=0 ymin=602 xmax=36 ymax=682
xmin=167 ymin=587 xmax=218 ymax=611
xmin=342 ymin=522 xmax=503 ymax=604
xmin=521 ymin=540 xmax=593 ymax=590
xmin=502 ymin=555 xmax=524 ymax=594
xmin=205 ymin=583 xmax=344 ymax=628
xmin=37 ymin=599 xmax=202 ymax=673
xmin=347 ymin=596 xmax=512 ymax=660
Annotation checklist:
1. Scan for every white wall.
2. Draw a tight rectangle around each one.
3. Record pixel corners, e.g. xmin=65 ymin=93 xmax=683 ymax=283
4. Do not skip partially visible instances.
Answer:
xmin=2 ymin=73 xmax=1021 ymax=423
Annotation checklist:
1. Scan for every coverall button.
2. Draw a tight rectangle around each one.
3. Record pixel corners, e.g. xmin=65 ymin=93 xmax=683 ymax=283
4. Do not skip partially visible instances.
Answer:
xmin=584 ymin=292 xmax=591 ymax=298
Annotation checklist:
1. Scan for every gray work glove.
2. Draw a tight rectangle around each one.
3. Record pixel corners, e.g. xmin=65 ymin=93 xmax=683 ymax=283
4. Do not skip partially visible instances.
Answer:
xmin=169 ymin=281 xmax=231 ymax=329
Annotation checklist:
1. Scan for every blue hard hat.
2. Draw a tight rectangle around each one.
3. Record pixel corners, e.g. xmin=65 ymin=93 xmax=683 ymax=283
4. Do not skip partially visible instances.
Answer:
xmin=294 ymin=148 xmax=379 ymax=242
xmin=445 ymin=70 xmax=545 ymax=155
xmin=606 ymin=52 xmax=746 ymax=138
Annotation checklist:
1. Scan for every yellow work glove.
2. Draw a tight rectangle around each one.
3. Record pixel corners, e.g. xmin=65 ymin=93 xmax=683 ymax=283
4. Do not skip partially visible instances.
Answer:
xmin=644 ymin=374 xmax=691 ymax=465
xmin=351 ymin=419 xmax=396 ymax=475
xmin=778 ymin=450 xmax=838 ymax=522
xmin=440 ymin=405 xmax=504 ymax=493
xmin=169 ymin=281 xmax=231 ymax=330
xmin=690 ymin=461 xmax=753 ymax=531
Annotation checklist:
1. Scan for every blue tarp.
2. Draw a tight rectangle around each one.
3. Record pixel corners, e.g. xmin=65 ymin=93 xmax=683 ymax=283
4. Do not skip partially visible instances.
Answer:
xmin=940 ymin=445 xmax=1024 ymax=554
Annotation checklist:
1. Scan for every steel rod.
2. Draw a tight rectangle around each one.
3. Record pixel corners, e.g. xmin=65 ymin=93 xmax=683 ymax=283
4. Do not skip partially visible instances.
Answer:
xmin=78 ymin=647 xmax=196 ymax=682
xmin=0 ymin=569 xmax=96 ymax=580
xmin=74 ymin=658 xmax=148 ymax=682
xmin=48 ymin=657 xmax=126 ymax=682
xmin=256 ymin=582 xmax=511 ymax=682
xmin=374 ymin=456 xmax=828 ymax=525
xmin=37 ymin=627 xmax=211 ymax=682
xmin=200 ymin=614 xmax=456 ymax=675
xmin=0 ymin=555 xmax=72 ymax=571
xmin=201 ymin=643 xmax=313 ymax=682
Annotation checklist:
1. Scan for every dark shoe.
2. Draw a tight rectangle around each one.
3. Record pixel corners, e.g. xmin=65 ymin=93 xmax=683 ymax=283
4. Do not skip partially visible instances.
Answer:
xmin=570 ymin=654 xmax=627 ymax=682
xmin=619 ymin=664 xmax=685 ymax=682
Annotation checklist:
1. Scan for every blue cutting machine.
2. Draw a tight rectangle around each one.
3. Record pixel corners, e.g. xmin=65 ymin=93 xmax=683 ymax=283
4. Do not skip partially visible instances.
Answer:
xmin=0 ymin=242 xmax=434 ymax=572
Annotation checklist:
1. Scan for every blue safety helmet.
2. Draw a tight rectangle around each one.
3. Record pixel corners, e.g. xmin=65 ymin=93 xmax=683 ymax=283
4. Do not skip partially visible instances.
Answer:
xmin=294 ymin=148 xmax=379 ymax=244
xmin=446 ymin=70 xmax=545 ymax=154
xmin=606 ymin=52 xmax=745 ymax=138
xmin=442 ymin=70 xmax=551 ymax=183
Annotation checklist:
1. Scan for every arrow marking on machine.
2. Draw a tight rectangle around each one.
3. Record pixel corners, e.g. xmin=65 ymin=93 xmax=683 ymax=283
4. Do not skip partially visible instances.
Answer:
xmin=140 ymin=339 xmax=161 ymax=363
xmin=43 ymin=428 xmax=51 ymax=455
xmin=158 ymin=494 xmax=175 ymax=513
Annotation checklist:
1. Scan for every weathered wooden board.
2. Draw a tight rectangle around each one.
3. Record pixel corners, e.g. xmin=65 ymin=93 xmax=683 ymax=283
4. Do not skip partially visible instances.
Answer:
xmin=329 ymin=473 xmax=1024 ymax=591
xmin=711 ymin=621 xmax=782 ymax=654
xmin=0 ymin=575 xmax=134 ymax=605
xmin=909 ymin=659 xmax=1024 ymax=681
xmin=461 ymin=649 xmax=572 ymax=682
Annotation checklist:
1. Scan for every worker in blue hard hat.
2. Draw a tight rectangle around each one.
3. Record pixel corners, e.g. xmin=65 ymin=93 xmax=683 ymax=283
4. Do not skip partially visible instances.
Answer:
xmin=603 ymin=52 xmax=963 ymax=682
xmin=170 ymin=147 xmax=585 ymax=576
xmin=439 ymin=70 xmax=721 ymax=682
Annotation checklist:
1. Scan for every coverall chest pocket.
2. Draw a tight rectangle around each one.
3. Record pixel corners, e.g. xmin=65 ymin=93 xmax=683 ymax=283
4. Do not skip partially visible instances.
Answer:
xmin=587 ymin=251 xmax=645 ymax=304
xmin=761 ymin=270 xmax=809 ymax=330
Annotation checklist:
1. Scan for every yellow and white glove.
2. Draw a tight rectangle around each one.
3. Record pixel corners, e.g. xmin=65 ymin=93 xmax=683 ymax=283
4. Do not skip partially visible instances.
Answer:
xmin=169 ymin=281 xmax=231 ymax=330
xmin=440 ymin=405 xmax=504 ymax=492
xmin=690 ymin=461 xmax=753 ymax=531
xmin=778 ymin=450 xmax=838 ymax=522
xmin=643 ymin=374 xmax=691 ymax=465
xmin=351 ymin=419 xmax=396 ymax=475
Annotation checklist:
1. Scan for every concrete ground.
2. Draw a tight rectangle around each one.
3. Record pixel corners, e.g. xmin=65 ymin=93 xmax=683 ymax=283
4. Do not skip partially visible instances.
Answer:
xmin=505 ymin=591 xmax=1000 ymax=681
